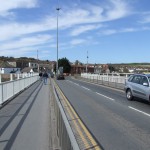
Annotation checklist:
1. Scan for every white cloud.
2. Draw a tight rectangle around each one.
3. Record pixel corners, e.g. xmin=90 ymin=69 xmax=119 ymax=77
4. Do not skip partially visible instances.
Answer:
xmin=101 ymin=29 xmax=117 ymax=35
xmin=59 ymin=0 xmax=130 ymax=28
xmin=71 ymin=24 xmax=102 ymax=36
xmin=0 ymin=0 xmax=38 ymax=17
xmin=0 ymin=0 xmax=133 ymax=58
xmin=106 ymin=0 xmax=130 ymax=20
xmin=0 ymin=20 xmax=56 ymax=41
xmin=70 ymin=39 xmax=86 ymax=45
xmin=101 ymin=27 xmax=141 ymax=35
xmin=0 ymin=0 xmax=131 ymax=42
xmin=140 ymin=13 xmax=150 ymax=24
xmin=0 ymin=34 xmax=52 ymax=51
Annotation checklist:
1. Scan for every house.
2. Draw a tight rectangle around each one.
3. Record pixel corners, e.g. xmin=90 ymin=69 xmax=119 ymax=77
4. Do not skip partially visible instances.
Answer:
xmin=21 ymin=67 xmax=34 ymax=74
xmin=0 ymin=61 xmax=21 ymax=74
xmin=70 ymin=64 xmax=94 ymax=74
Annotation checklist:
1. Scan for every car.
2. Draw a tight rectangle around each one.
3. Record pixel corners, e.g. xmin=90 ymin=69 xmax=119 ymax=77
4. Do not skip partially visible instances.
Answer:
xmin=124 ymin=74 xmax=150 ymax=101
xmin=57 ymin=74 xmax=65 ymax=80
xmin=50 ymin=73 xmax=54 ymax=78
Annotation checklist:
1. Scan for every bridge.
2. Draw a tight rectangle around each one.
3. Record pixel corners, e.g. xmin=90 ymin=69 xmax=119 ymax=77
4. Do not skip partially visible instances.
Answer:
xmin=0 ymin=74 xmax=150 ymax=150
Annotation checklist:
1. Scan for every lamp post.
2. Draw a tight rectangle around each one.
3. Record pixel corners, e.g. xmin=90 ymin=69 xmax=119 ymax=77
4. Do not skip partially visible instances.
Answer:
xmin=56 ymin=7 xmax=61 ymax=76
xmin=86 ymin=51 xmax=88 ymax=73
xmin=37 ymin=50 xmax=39 ymax=73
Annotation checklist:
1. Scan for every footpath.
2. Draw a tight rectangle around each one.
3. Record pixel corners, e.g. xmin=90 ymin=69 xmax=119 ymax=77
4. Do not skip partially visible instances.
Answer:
xmin=0 ymin=79 xmax=59 ymax=150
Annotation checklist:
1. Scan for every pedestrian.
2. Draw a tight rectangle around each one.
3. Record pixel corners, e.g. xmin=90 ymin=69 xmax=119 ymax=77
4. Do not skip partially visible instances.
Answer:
xmin=43 ymin=71 xmax=48 ymax=84
xmin=39 ymin=71 xmax=43 ymax=81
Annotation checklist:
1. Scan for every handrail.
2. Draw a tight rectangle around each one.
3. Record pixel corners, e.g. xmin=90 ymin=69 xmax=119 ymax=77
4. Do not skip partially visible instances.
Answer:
xmin=0 ymin=75 xmax=39 ymax=106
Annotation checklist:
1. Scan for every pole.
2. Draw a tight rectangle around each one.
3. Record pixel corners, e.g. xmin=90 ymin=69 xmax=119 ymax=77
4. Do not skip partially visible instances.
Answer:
xmin=37 ymin=50 xmax=39 ymax=73
xmin=56 ymin=8 xmax=60 ymax=76
xmin=86 ymin=51 xmax=88 ymax=73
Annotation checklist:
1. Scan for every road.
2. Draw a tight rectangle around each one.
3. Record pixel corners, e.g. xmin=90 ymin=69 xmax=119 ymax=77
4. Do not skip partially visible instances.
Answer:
xmin=56 ymin=77 xmax=150 ymax=150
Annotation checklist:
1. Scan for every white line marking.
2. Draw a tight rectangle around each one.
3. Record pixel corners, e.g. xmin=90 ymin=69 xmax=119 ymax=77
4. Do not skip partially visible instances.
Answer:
xmin=74 ymin=83 xmax=79 ymax=86
xmin=128 ymin=106 xmax=150 ymax=117
xmin=81 ymin=86 xmax=90 ymax=91
xmin=96 ymin=92 xmax=115 ymax=101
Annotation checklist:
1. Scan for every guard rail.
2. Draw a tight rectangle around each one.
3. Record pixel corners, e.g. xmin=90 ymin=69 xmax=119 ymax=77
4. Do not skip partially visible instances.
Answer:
xmin=0 ymin=74 xmax=39 ymax=105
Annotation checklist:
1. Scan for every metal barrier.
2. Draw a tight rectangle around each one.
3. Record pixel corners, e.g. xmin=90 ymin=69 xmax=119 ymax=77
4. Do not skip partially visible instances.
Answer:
xmin=0 ymin=75 xmax=39 ymax=105
xmin=77 ymin=73 xmax=131 ymax=90
xmin=52 ymin=81 xmax=80 ymax=150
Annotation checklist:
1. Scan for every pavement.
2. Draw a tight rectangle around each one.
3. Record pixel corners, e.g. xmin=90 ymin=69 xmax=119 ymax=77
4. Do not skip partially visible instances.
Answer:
xmin=0 ymin=79 xmax=59 ymax=150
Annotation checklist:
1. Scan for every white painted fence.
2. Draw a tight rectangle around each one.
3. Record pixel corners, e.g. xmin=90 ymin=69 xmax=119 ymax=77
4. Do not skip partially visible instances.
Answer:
xmin=81 ymin=73 xmax=132 ymax=84
xmin=0 ymin=74 xmax=39 ymax=105
xmin=79 ymin=73 xmax=134 ymax=90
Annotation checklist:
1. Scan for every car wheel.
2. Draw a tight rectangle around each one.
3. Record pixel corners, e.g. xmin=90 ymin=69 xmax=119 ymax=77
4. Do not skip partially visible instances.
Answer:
xmin=126 ymin=89 xmax=134 ymax=101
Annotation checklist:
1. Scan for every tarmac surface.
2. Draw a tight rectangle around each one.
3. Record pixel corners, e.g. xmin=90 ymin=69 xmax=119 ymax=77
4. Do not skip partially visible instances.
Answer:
xmin=0 ymin=79 xmax=59 ymax=150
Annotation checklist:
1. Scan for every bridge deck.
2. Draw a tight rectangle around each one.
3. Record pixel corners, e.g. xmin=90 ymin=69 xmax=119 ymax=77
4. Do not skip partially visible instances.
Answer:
xmin=0 ymin=80 xmax=57 ymax=150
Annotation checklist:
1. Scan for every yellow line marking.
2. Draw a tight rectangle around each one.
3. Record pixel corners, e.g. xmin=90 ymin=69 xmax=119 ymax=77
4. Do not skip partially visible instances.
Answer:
xmin=54 ymin=81 xmax=90 ymax=149
xmin=53 ymin=80 xmax=101 ymax=150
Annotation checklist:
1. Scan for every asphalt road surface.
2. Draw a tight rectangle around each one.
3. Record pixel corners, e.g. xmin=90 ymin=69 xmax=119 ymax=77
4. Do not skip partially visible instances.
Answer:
xmin=56 ymin=77 xmax=150 ymax=150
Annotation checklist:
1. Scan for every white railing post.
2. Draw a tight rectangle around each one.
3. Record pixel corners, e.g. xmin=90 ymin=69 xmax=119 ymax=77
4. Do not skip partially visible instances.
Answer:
xmin=10 ymin=74 xmax=13 ymax=81
xmin=0 ymin=74 xmax=1 ymax=83
xmin=17 ymin=74 xmax=20 ymax=80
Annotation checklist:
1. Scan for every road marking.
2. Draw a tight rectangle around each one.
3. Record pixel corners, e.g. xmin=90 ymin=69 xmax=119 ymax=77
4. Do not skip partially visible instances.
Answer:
xmin=72 ymin=77 xmax=124 ymax=93
xmin=96 ymin=92 xmax=115 ymax=101
xmin=53 ymin=80 xmax=101 ymax=150
xmin=81 ymin=86 xmax=90 ymax=91
xmin=67 ymin=80 xmax=73 ymax=83
xmin=128 ymin=106 xmax=150 ymax=117
xmin=74 ymin=83 xmax=79 ymax=86
xmin=67 ymin=80 xmax=80 ymax=86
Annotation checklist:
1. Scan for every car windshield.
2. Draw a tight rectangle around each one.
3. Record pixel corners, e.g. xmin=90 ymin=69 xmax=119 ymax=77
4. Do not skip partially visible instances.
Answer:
xmin=148 ymin=77 xmax=150 ymax=82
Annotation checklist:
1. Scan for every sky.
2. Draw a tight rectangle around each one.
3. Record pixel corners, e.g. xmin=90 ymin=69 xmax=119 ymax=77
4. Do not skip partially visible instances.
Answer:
xmin=0 ymin=0 xmax=150 ymax=64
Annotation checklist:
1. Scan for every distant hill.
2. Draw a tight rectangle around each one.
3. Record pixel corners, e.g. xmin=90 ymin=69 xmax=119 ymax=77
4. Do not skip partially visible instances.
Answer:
xmin=0 ymin=56 xmax=50 ymax=64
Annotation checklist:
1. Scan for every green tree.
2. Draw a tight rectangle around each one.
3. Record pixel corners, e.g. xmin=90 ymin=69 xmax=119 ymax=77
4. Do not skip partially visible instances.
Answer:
xmin=108 ymin=65 xmax=116 ymax=73
xmin=58 ymin=57 xmax=71 ymax=73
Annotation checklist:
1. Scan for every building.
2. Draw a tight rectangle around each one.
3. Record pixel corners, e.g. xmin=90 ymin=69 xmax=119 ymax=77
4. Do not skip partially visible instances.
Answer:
xmin=70 ymin=64 xmax=94 ymax=74
xmin=0 ymin=61 xmax=21 ymax=74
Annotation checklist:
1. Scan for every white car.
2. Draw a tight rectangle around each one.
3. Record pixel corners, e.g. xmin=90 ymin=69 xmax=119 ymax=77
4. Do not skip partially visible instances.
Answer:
xmin=124 ymin=74 xmax=150 ymax=101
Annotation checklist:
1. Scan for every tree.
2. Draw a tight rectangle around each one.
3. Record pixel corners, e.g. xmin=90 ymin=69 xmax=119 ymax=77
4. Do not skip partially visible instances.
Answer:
xmin=108 ymin=65 xmax=116 ymax=73
xmin=58 ymin=57 xmax=71 ymax=73
xmin=123 ymin=67 xmax=129 ymax=73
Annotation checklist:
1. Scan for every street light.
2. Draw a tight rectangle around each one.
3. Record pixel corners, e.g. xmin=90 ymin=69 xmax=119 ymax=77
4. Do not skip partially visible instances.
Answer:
xmin=56 ymin=7 xmax=61 ymax=76
xmin=86 ymin=51 xmax=88 ymax=73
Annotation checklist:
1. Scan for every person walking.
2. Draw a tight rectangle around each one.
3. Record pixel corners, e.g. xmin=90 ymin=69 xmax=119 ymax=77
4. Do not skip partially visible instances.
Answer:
xmin=39 ymin=71 xmax=43 ymax=81
xmin=43 ymin=71 xmax=48 ymax=84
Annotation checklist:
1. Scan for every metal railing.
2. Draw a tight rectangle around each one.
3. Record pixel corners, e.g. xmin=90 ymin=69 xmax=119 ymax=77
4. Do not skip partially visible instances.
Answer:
xmin=52 ymin=81 xmax=80 ymax=150
xmin=77 ymin=73 xmax=132 ymax=90
xmin=0 ymin=74 xmax=39 ymax=105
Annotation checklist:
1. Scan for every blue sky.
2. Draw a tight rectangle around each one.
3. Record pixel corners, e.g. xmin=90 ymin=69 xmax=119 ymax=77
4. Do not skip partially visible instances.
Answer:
xmin=0 ymin=0 xmax=150 ymax=64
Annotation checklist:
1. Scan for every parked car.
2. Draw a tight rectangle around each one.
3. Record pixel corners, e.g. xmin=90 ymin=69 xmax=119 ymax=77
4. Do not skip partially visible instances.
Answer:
xmin=124 ymin=74 xmax=150 ymax=101
xmin=57 ymin=74 xmax=65 ymax=80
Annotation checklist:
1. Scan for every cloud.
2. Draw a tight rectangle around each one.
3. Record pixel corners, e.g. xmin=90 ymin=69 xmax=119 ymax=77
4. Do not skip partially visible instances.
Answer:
xmin=140 ymin=12 xmax=150 ymax=24
xmin=0 ymin=20 xmax=56 ymax=41
xmin=70 ymin=39 xmax=86 ymax=45
xmin=0 ymin=0 xmax=133 ymax=58
xmin=101 ymin=29 xmax=117 ymax=35
xmin=106 ymin=0 xmax=130 ymax=20
xmin=101 ymin=27 xmax=143 ymax=35
xmin=70 ymin=24 xmax=102 ymax=36
xmin=0 ymin=34 xmax=53 ymax=52
xmin=0 ymin=0 xmax=38 ymax=17
xmin=0 ymin=0 xmax=131 ymax=42
xmin=59 ymin=0 xmax=130 ymax=28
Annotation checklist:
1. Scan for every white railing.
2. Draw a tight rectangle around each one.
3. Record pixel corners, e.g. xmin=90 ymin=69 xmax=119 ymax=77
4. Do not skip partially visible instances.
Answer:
xmin=81 ymin=73 xmax=132 ymax=84
xmin=0 ymin=74 xmax=39 ymax=105
xmin=79 ymin=73 xmax=133 ymax=90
